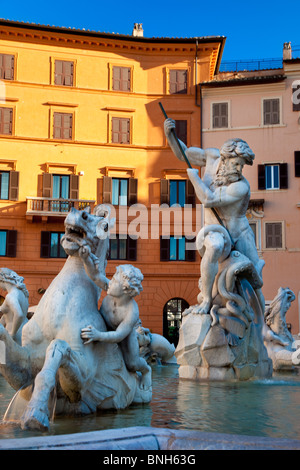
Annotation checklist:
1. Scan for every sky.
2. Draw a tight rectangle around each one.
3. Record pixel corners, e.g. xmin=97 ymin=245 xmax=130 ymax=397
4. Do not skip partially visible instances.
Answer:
xmin=0 ymin=0 xmax=299 ymax=62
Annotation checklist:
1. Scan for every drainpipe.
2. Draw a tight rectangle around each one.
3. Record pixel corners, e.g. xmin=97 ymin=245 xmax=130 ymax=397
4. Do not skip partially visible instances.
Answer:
xmin=194 ymin=38 xmax=203 ymax=148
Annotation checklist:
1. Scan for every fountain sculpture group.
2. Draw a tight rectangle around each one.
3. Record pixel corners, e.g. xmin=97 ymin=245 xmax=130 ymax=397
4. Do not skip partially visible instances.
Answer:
xmin=0 ymin=118 xmax=298 ymax=432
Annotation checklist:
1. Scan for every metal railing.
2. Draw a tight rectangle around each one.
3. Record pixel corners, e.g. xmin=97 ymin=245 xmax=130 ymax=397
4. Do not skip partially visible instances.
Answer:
xmin=26 ymin=197 xmax=95 ymax=215
xmin=219 ymin=58 xmax=283 ymax=73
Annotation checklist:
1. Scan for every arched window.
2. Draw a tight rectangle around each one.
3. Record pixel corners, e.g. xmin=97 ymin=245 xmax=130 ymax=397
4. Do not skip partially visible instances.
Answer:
xmin=163 ymin=298 xmax=189 ymax=347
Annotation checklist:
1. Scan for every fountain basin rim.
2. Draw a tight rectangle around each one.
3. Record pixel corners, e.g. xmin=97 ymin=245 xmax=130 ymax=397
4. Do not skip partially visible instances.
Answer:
xmin=0 ymin=426 xmax=299 ymax=450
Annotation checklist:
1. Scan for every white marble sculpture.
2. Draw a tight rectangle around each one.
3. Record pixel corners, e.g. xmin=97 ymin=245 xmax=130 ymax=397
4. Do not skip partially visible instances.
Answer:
xmin=0 ymin=205 xmax=151 ymax=431
xmin=164 ymin=118 xmax=272 ymax=381
xmin=81 ymin=264 xmax=152 ymax=391
xmin=264 ymin=287 xmax=297 ymax=370
xmin=135 ymin=320 xmax=176 ymax=364
xmin=0 ymin=268 xmax=29 ymax=345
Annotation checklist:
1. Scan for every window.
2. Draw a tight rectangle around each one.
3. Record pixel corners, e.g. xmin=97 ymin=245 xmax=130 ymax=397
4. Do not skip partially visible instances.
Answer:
xmin=109 ymin=235 xmax=137 ymax=261
xmin=263 ymin=99 xmax=280 ymax=125
xmin=169 ymin=180 xmax=186 ymax=207
xmin=40 ymin=231 xmax=67 ymax=258
xmin=111 ymin=117 xmax=130 ymax=144
xmin=112 ymin=66 xmax=131 ymax=91
xmin=0 ymin=107 xmax=13 ymax=135
xmin=112 ymin=178 xmax=128 ymax=206
xmin=212 ymin=102 xmax=228 ymax=129
xmin=53 ymin=112 xmax=73 ymax=140
xmin=258 ymin=163 xmax=288 ymax=190
xmin=0 ymin=170 xmax=19 ymax=201
xmin=0 ymin=54 xmax=14 ymax=80
xmin=42 ymin=173 xmax=79 ymax=211
xmin=295 ymin=151 xmax=300 ymax=177
xmin=0 ymin=230 xmax=17 ymax=257
xmin=169 ymin=70 xmax=187 ymax=94
xmin=160 ymin=179 xmax=195 ymax=206
xmin=52 ymin=175 xmax=70 ymax=212
xmin=160 ymin=236 xmax=196 ymax=262
xmin=265 ymin=222 xmax=283 ymax=249
xmin=102 ymin=176 xmax=137 ymax=206
xmin=175 ymin=120 xmax=187 ymax=145
xmin=54 ymin=60 xmax=74 ymax=86
xmin=292 ymin=82 xmax=300 ymax=112
xmin=0 ymin=172 xmax=9 ymax=199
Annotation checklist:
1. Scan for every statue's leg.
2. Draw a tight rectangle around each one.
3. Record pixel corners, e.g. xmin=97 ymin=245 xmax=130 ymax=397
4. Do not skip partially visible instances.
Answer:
xmin=198 ymin=232 xmax=225 ymax=314
xmin=0 ymin=324 xmax=31 ymax=391
xmin=21 ymin=339 xmax=72 ymax=431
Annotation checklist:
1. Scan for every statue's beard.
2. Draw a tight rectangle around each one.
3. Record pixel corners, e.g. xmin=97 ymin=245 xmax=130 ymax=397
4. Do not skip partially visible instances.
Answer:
xmin=213 ymin=165 xmax=242 ymax=187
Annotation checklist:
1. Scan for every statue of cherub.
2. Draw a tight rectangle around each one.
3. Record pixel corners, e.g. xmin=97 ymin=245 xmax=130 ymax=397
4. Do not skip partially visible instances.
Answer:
xmin=81 ymin=264 xmax=152 ymax=390
xmin=0 ymin=268 xmax=29 ymax=344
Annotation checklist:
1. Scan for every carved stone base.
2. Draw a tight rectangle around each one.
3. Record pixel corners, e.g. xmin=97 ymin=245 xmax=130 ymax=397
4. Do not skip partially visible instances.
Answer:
xmin=175 ymin=311 xmax=272 ymax=381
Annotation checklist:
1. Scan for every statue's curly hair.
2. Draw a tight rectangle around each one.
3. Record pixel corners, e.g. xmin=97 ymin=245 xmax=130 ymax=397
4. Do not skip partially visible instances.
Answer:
xmin=116 ymin=264 xmax=143 ymax=298
xmin=219 ymin=138 xmax=255 ymax=166
xmin=0 ymin=268 xmax=29 ymax=298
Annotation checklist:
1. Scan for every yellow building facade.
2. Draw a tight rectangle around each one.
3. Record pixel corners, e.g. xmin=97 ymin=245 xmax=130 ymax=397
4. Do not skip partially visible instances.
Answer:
xmin=0 ymin=19 xmax=224 ymax=343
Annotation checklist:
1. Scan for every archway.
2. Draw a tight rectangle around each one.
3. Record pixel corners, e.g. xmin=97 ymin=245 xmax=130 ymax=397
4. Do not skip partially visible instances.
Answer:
xmin=163 ymin=298 xmax=189 ymax=347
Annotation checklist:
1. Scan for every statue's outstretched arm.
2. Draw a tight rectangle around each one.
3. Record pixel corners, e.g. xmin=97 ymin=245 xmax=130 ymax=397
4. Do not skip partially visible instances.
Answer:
xmin=164 ymin=118 xmax=207 ymax=167
xmin=79 ymin=245 xmax=109 ymax=290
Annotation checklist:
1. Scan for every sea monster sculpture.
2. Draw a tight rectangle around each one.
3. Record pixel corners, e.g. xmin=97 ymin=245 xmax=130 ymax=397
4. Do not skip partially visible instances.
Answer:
xmin=0 ymin=205 xmax=151 ymax=431
xmin=264 ymin=287 xmax=297 ymax=370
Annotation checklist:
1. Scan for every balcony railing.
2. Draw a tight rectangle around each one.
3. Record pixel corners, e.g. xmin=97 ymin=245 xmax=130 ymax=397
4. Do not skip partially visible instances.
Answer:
xmin=26 ymin=197 xmax=95 ymax=217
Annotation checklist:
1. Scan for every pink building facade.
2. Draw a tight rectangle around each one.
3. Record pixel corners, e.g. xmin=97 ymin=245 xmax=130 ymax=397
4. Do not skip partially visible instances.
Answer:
xmin=200 ymin=45 xmax=300 ymax=333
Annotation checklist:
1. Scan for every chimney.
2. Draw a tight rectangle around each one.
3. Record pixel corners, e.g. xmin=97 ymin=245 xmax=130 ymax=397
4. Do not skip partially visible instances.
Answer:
xmin=132 ymin=23 xmax=144 ymax=37
xmin=283 ymin=42 xmax=292 ymax=60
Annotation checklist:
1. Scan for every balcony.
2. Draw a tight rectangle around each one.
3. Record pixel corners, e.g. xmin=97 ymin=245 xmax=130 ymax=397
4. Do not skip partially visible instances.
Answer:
xmin=26 ymin=197 xmax=95 ymax=221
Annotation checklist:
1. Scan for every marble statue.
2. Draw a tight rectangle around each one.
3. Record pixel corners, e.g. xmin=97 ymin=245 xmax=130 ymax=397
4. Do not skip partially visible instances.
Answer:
xmin=135 ymin=320 xmax=176 ymax=364
xmin=81 ymin=264 xmax=152 ymax=391
xmin=0 ymin=205 xmax=151 ymax=432
xmin=164 ymin=118 xmax=272 ymax=381
xmin=0 ymin=268 xmax=29 ymax=345
xmin=264 ymin=287 xmax=297 ymax=370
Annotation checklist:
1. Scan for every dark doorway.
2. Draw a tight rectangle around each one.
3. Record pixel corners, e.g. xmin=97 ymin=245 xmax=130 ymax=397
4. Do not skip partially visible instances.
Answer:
xmin=163 ymin=298 xmax=189 ymax=347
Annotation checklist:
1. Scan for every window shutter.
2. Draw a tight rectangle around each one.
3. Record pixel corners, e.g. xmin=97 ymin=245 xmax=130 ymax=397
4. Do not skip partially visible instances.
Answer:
xmin=169 ymin=70 xmax=187 ymax=94
xmin=6 ymin=230 xmax=17 ymax=257
xmin=265 ymin=223 xmax=282 ymax=249
xmin=70 ymin=174 xmax=79 ymax=199
xmin=103 ymin=176 xmax=112 ymax=203
xmin=279 ymin=163 xmax=288 ymax=189
xmin=160 ymin=237 xmax=170 ymax=261
xmin=53 ymin=112 xmax=62 ymax=138
xmin=42 ymin=173 xmax=53 ymax=197
xmin=169 ymin=70 xmax=177 ymax=94
xmin=0 ymin=108 xmax=13 ymax=135
xmin=40 ymin=231 xmax=51 ymax=258
xmin=9 ymin=171 xmax=19 ymax=201
xmin=160 ymin=179 xmax=170 ymax=205
xmin=113 ymin=66 xmax=121 ymax=90
xmin=186 ymin=180 xmax=195 ymax=206
xmin=185 ymin=236 xmax=196 ymax=261
xmin=120 ymin=118 xmax=130 ymax=144
xmin=0 ymin=55 xmax=4 ymax=79
xmin=63 ymin=114 xmax=73 ymax=140
xmin=295 ymin=151 xmax=300 ymax=177
xmin=257 ymin=164 xmax=266 ymax=190
xmin=64 ymin=61 xmax=74 ymax=86
xmin=128 ymin=178 xmax=138 ymax=205
xmin=272 ymin=99 xmax=280 ymax=124
xmin=55 ymin=60 xmax=63 ymax=85
xmin=4 ymin=55 xmax=14 ymax=80
xmin=127 ymin=236 xmax=137 ymax=261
